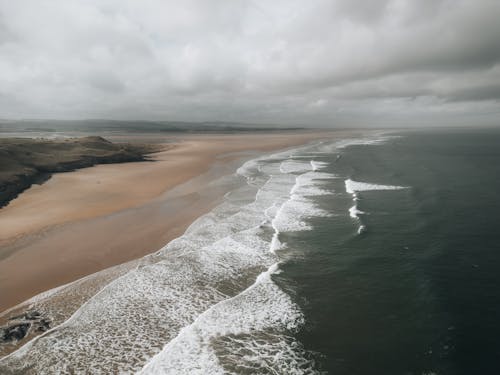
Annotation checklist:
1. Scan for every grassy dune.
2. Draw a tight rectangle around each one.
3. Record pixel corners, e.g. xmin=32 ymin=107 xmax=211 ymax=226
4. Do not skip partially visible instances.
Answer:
xmin=0 ymin=136 xmax=161 ymax=207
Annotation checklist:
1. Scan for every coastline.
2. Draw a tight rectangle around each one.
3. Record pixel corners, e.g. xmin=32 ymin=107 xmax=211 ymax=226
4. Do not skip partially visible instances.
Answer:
xmin=0 ymin=130 xmax=354 ymax=313
xmin=0 ymin=136 xmax=162 ymax=209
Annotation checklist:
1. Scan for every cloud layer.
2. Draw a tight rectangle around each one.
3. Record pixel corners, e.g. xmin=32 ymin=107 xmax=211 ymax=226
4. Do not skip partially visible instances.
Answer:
xmin=0 ymin=0 xmax=499 ymax=126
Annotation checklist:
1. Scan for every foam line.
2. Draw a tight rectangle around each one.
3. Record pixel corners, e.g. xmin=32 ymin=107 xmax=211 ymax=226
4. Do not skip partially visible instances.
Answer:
xmin=349 ymin=205 xmax=365 ymax=219
xmin=310 ymin=160 xmax=329 ymax=171
xmin=138 ymin=262 xmax=313 ymax=374
xmin=345 ymin=178 xmax=407 ymax=235
xmin=345 ymin=178 xmax=407 ymax=194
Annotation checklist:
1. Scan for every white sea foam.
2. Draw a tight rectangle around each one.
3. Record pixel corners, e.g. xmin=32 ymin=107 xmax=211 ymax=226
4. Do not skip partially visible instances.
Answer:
xmin=310 ymin=134 xmax=402 ymax=155
xmin=336 ymin=135 xmax=401 ymax=149
xmin=345 ymin=178 xmax=408 ymax=235
xmin=310 ymin=160 xmax=329 ymax=171
xmin=236 ymin=158 xmax=261 ymax=177
xmin=292 ymin=171 xmax=337 ymax=197
xmin=269 ymin=165 xmax=336 ymax=251
xmin=349 ymin=205 xmax=365 ymax=219
xmin=357 ymin=225 xmax=367 ymax=234
xmin=348 ymin=201 xmax=365 ymax=234
xmin=345 ymin=178 xmax=407 ymax=194
xmin=139 ymin=263 xmax=312 ymax=374
xmin=279 ymin=159 xmax=312 ymax=174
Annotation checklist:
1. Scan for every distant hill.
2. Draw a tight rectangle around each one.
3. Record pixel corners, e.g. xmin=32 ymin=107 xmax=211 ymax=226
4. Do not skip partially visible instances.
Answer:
xmin=0 ymin=119 xmax=303 ymax=134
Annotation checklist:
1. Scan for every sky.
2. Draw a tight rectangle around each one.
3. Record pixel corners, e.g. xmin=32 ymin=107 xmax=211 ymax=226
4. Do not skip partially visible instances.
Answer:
xmin=0 ymin=0 xmax=499 ymax=127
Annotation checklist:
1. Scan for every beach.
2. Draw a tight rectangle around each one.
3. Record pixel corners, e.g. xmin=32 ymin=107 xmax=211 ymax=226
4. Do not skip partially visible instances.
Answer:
xmin=5 ymin=129 xmax=496 ymax=374
xmin=0 ymin=128 xmax=387 ymax=372
xmin=0 ymin=130 xmax=343 ymax=313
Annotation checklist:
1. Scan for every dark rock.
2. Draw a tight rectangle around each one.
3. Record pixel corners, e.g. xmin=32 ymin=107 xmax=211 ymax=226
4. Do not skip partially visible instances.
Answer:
xmin=2 ymin=310 xmax=51 ymax=343
xmin=8 ymin=310 xmax=41 ymax=321
xmin=25 ymin=311 xmax=41 ymax=320
xmin=1 ymin=323 xmax=31 ymax=342
xmin=36 ymin=325 xmax=48 ymax=333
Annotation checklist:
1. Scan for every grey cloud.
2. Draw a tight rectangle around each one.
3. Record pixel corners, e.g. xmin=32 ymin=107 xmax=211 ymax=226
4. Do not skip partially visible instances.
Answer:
xmin=0 ymin=0 xmax=499 ymax=126
xmin=0 ymin=15 xmax=16 ymax=45
xmin=444 ymin=84 xmax=500 ymax=102
xmin=86 ymin=70 xmax=125 ymax=93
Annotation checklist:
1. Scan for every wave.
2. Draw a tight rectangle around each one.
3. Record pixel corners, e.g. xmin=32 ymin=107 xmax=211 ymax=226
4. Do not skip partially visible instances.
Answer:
xmin=309 ymin=134 xmax=401 ymax=155
xmin=139 ymin=148 xmax=336 ymax=374
xmin=336 ymin=135 xmax=402 ymax=149
xmin=349 ymin=205 xmax=365 ymax=219
xmin=345 ymin=178 xmax=407 ymax=194
xmin=310 ymin=160 xmax=329 ymax=171
xmin=138 ymin=263 xmax=310 ymax=374
xmin=345 ymin=178 xmax=408 ymax=235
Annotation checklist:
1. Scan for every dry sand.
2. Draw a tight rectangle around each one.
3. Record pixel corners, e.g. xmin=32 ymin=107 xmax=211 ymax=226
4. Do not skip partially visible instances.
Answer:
xmin=0 ymin=131 xmax=348 ymax=312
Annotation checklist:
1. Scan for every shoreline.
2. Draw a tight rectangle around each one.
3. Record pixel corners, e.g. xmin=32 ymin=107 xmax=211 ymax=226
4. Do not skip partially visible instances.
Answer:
xmin=0 ymin=130 xmax=353 ymax=313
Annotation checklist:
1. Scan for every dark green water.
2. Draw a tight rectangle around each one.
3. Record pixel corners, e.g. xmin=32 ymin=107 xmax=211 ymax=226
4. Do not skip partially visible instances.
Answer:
xmin=280 ymin=129 xmax=500 ymax=375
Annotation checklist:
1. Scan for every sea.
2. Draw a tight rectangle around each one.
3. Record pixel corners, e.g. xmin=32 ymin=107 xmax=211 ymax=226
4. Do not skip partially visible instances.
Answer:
xmin=1 ymin=128 xmax=500 ymax=374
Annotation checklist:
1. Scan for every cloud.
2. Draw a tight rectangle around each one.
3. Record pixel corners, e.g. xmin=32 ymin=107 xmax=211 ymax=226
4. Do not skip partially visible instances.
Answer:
xmin=0 ymin=0 xmax=499 ymax=126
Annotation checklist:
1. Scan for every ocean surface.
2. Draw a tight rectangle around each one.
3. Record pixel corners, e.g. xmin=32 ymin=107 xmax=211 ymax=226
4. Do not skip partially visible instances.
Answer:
xmin=2 ymin=128 xmax=500 ymax=374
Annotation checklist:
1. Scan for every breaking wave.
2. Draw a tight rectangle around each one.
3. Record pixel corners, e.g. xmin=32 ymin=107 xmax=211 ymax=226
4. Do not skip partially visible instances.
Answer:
xmin=345 ymin=178 xmax=408 ymax=235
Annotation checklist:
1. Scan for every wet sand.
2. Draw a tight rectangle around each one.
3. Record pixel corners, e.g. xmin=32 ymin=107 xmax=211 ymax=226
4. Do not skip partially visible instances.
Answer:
xmin=0 ymin=131 xmax=343 ymax=312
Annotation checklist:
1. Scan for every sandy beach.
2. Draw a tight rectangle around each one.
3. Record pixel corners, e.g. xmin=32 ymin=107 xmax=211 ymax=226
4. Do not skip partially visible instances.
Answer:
xmin=0 ymin=130 xmax=349 ymax=313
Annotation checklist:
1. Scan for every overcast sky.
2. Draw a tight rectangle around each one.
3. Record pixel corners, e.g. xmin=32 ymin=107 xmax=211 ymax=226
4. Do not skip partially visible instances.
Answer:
xmin=0 ymin=0 xmax=499 ymax=127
